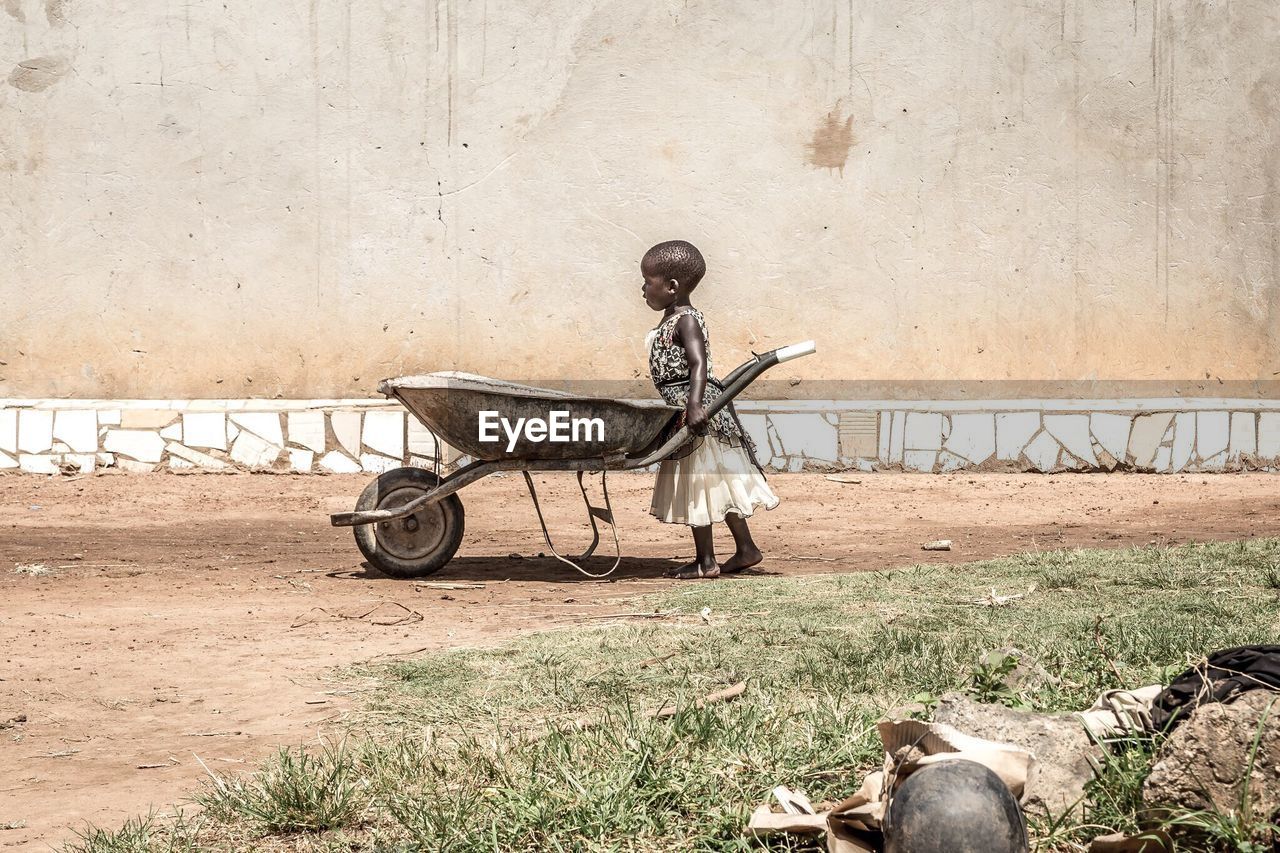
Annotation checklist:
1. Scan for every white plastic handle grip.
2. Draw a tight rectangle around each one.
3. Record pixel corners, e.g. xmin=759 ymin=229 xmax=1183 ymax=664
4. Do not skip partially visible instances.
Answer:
xmin=775 ymin=340 xmax=816 ymax=363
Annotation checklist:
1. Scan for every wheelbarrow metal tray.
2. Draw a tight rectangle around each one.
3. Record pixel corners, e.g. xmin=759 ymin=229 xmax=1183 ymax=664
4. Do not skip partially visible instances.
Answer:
xmin=381 ymin=371 xmax=680 ymax=462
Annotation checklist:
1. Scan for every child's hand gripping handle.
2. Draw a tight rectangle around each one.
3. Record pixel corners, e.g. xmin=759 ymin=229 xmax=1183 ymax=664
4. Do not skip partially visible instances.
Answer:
xmin=629 ymin=340 xmax=817 ymax=468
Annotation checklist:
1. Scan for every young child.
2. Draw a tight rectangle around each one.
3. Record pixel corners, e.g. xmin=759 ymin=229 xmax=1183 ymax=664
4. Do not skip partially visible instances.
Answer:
xmin=640 ymin=239 xmax=779 ymax=579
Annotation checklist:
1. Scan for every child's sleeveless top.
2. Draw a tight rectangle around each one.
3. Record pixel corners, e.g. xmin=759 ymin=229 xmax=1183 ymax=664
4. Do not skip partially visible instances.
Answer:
xmin=646 ymin=308 xmax=764 ymax=469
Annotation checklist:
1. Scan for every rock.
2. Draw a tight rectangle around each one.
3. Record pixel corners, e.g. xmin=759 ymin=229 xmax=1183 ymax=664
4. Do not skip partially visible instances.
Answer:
xmin=1142 ymin=690 xmax=1280 ymax=825
xmin=933 ymin=693 xmax=1101 ymax=817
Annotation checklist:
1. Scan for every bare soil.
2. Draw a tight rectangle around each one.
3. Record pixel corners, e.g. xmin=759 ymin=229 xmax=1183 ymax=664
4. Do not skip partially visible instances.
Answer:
xmin=2 ymin=470 xmax=1277 ymax=849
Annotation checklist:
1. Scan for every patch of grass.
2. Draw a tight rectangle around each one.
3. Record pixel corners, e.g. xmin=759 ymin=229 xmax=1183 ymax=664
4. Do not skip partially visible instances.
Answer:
xmin=72 ymin=539 xmax=1280 ymax=851
xmin=193 ymin=739 xmax=367 ymax=835
xmin=61 ymin=811 xmax=201 ymax=853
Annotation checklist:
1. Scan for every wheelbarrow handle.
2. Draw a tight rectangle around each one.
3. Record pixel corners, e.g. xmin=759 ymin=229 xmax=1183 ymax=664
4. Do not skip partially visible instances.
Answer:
xmin=626 ymin=340 xmax=816 ymax=468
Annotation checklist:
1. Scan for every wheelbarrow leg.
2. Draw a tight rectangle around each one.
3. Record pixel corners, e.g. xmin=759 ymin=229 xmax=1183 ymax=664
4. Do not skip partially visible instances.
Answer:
xmin=521 ymin=470 xmax=621 ymax=578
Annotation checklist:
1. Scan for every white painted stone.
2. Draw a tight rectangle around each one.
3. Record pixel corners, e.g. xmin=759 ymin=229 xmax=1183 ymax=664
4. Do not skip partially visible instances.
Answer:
xmin=1195 ymin=411 xmax=1229 ymax=459
xmin=52 ymin=410 xmax=96 ymax=453
xmin=64 ymin=453 xmax=96 ymax=473
xmin=227 ymin=421 xmax=240 ymax=440
xmin=96 ymin=452 xmax=115 ymax=466
xmin=1171 ymin=412 xmax=1195 ymax=472
xmin=786 ymin=456 xmax=804 ymax=473
xmin=183 ymin=412 xmax=227 ymax=450
xmin=943 ymin=413 xmax=995 ymax=463
xmin=902 ymin=449 xmax=937 ymax=472
xmin=104 ymin=429 xmax=165 ymax=463
xmin=230 ymin=430 xmax=281 ymax=468
xmin=1229 ymin=412 xmax=1256 ymax=458
xmin=169 ymin=457 xmax=196 ymax=470
xmin=98 ymin=409 xmax=121 ymax=426
xmin=361 ymin=452 xmax=401 ymax=473
xmin=1023 ymin=430 xmax=1061 ymax=472
xmin=1044 ymin=414 xmax=1097 ymax=466
xmin=320 ymin=450 xmax=361 ymax=473
xmin=288 ymin=448 xmax=314 ymax=472
xmin=331 ymin=411 xmax=362 ymax=457
xmin=287 ymin=411 xmax=326 ymax=453
xmin=1089 ymin=413 xmax=1130 ymax=460
xmin=996 ymin=412 xmax=1040 ymax=460
xmin=0 ymin=409 xmax=14 ymax=454
xmin=18 ymin=410 xmax=53 ymax=453
xmin=19 ymin=454 xmax=59 ymax=474
xmin=878 ymin=411 xmax=891 ymax=459
xmin=1127 ymin=413 xmax=1174 ymax=468
xmin=0 ymin=450 xmax=17 ymax=469
xmin=769 ymin=413 xmax=838 ymax=461
xmin=888 ymin=411 xmax=906 ymax=464
xmin=738 ymin=414 xmax=771 ymax=466
xmin=51 ymin=441 xmax=71 ymax=453
xmin=230 ymin=413 xmax=284 ymax=446
xmin=1153 ymin=444 xmax=1173 ymax=472
xmin=856 ymin=458 xmax=875 ymax=472
xmin=903 ymin=412 xmax=943 ymax=451
xmin=362 ymin=411 xmax=405 ymax=459
xmin=936 ymin=449 xmax=968 ymax=472
xmin=1200 ymin=451 xmax=1227 ymax=471
xmin=166 ymin=442 xmax=228 ymax=469
xmin=160 ymin=422 xmax=182 ymax=441
xmin=1259 ymin=413 xmax=1280 ymax=460
xmin=116 ymin=458 xmax=156 ymax=474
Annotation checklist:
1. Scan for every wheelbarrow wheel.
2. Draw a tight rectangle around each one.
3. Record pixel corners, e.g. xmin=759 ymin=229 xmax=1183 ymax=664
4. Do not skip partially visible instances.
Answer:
xmin=352 ymin=467 xmax=465 ymax=578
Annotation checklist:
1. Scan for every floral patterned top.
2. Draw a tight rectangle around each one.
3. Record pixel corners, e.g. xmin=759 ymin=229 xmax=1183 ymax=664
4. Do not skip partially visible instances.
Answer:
xmin=645 ymin=307 xmax=764 ymax=469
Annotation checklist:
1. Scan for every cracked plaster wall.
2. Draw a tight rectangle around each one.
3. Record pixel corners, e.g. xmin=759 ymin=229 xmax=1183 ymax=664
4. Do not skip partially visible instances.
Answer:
xmin=2 ymin=0 xmax=1278 ymax=399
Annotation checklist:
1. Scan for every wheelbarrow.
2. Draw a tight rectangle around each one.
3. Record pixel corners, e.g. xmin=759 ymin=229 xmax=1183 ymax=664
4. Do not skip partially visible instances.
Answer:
xmin=330 ymin=340 xmax=816 ymax=578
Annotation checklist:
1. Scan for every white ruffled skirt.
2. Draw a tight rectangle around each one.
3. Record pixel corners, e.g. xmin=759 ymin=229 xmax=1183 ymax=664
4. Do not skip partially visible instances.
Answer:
xmin=650 ymin=435 xmax=780 ymax=527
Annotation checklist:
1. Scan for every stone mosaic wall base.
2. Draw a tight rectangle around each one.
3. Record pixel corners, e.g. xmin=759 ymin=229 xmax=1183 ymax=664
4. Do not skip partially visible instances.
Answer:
xmin=1 ymin=400 xmax=1278 ymax=475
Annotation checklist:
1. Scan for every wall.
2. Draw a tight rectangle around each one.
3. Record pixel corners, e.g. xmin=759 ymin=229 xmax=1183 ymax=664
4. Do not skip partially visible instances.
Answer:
xmin=3 ymin=0 xmax=1278 ymax=400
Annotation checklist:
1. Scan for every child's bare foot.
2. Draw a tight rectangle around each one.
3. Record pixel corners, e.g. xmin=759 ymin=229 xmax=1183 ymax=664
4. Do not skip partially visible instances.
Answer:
xmin=675 ymin=559 xmax=720 ymax=579
xmin=720 ymin=546 xmax=763 ymax=574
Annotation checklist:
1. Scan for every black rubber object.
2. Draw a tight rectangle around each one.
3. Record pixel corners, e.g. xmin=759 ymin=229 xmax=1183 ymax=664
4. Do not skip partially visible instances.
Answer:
xmin=883 ymin=760 xmax=1029 ymax=853
xmin=352 ymin=467 xmax=465 ymax=578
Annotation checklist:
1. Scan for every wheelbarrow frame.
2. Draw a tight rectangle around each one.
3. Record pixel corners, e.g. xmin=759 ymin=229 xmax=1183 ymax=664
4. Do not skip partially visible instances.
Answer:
xmin=330 ymin=340 xmax=815 ymax=575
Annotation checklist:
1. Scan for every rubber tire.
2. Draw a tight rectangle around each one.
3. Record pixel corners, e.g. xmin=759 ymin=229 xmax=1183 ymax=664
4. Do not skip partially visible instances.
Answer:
xmin=352 ymin=467 xmax=465 ymax=578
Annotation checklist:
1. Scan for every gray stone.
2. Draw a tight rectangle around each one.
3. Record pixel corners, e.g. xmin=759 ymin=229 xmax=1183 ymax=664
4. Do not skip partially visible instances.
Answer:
xmin=231 ymin=412 xmax=284 ymax=446
xmin=1127 ymin=413 xmax=1174 ymax=468
xmin=1260 ymin=413 xmax=1280 ymax=460
xmin=1196 ymin=411 xmax=1229 ymax=459
xmin=1229 ymin=412 xmax=1256 ymax=459
xmin=1170 ymin=413 xmax=1194 ymax=472
xmin=18 ymin=410 xmax=53 ymax=454
xmin=1153 ymin=443 xmax=1172 ymax=472
xmin=53 ymin=410 xmax=98 ymax=453
xmin=933 ymin=693 xmax=1100 ymax=817
xmin=183 ymin=412 xmax=226 ymax=451
xmin=902 ymin=449 xmax=937 ymax=472
xmin=331 ymin=411 xmax=362 ymax=457
xmin=888 ymin=411 xmax=906 ymax=464
xmin=0 ymin=409 xmax=15 ymax=454
xmin=878 ymin=411 xmax=892 ymax=459
xmin=104 ymin=429 xmax=165 ymax=463
xmin=1023 ymin=429 xmax=1061 ymax=472
xmin=936 ymin=449 xmax=969 ymax=472
xmin=944 ymin=413 xmax=995 ymax=463
xmin=1089 ymin=413 xmax=1130 ymax=461
xmin=770 ymin=413 xmax=838 ymax=461
xmin=996 ymin=412 xmax=1040 ymax=461
xmin=319 ymin=449 xmax=361 ymax=473
xmin=287 ymin=410 xmax=326 ymax=453
xmin=1143 ymin=691 xmax=1280 ymax=833
xmin=904 ymin=412 xmax=943 ymax=451
xmin=1045 ymin=414 xmax=1097 ymax=466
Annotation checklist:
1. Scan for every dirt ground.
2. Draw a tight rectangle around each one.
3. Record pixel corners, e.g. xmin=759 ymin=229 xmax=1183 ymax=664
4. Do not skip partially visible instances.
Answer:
xmin=2 ymin=470 xmax=1278 ymax=849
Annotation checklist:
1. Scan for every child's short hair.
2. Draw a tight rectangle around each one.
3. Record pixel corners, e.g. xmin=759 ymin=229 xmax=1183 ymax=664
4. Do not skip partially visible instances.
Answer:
xmin=643 ymin=240 xmax=706 ymax=290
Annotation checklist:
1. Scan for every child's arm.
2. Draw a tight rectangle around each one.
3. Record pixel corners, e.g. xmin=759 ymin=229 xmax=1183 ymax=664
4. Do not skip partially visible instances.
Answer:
xmin=674 ymin=313 xmax=709 ymax=434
